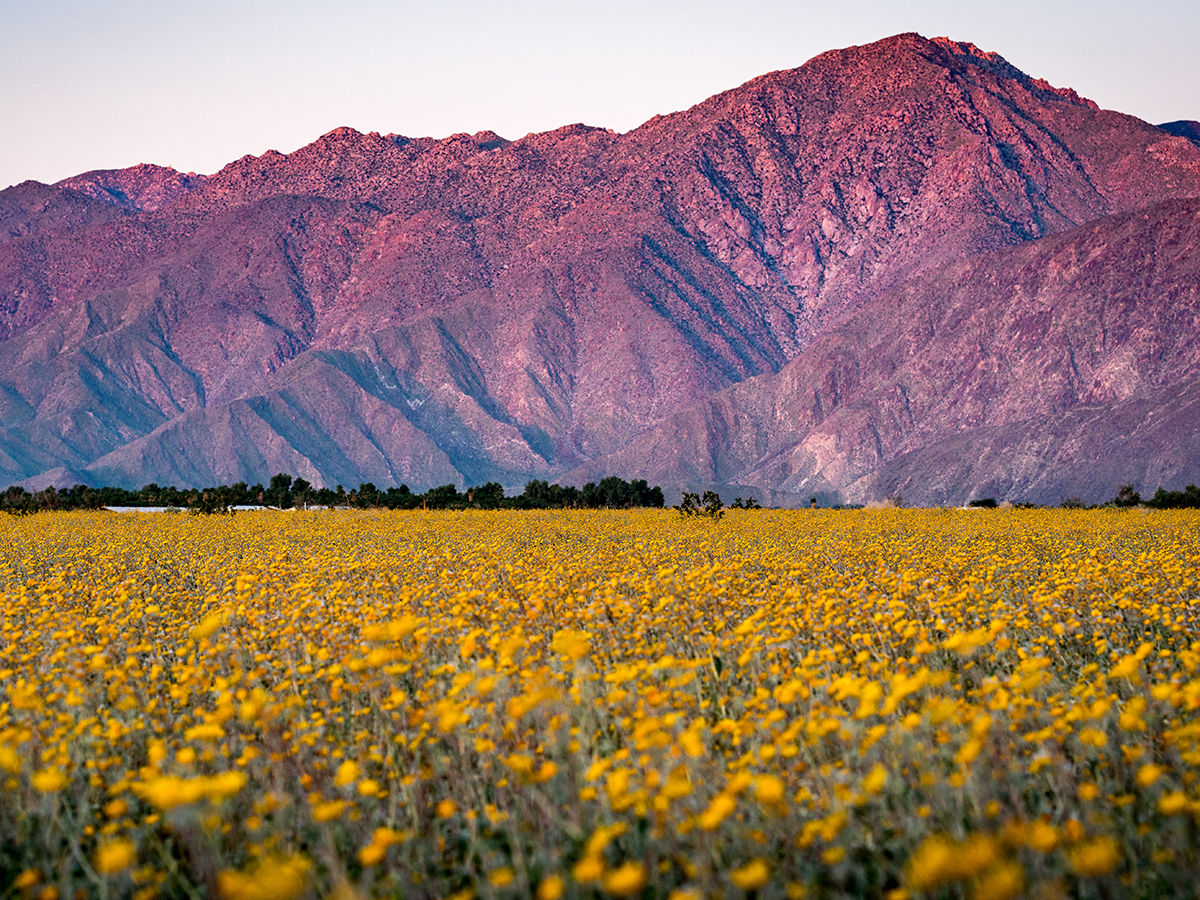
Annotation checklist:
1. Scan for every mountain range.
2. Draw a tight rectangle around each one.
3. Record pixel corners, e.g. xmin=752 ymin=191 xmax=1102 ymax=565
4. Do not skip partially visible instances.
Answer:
xmin=2 ymin=32 xmax=1198 ymax=505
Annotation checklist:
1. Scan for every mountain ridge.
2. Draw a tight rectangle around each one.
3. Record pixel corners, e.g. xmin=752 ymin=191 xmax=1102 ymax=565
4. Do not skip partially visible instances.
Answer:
xmin=2 ymin=32 xmax=1198 ymax=502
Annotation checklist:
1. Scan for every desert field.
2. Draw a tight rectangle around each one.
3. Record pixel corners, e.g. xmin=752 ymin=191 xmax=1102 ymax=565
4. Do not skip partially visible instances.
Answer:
xmin=1 ymin=508 xmax=1198 ymax=899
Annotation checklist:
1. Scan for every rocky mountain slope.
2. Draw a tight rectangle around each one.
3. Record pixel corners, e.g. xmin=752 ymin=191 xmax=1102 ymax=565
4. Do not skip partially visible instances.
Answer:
xmin=575 ymin=199 xmax=1200 ymax=505
xmin=1 ymin=33 xmax=1198 ymax=502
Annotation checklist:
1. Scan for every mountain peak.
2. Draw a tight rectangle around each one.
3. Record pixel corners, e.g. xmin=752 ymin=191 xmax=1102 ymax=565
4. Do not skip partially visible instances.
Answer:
xmin=930 ymin=35 xmax=1010 ymax=64
xmin=930 ymin=35 xmax=1098 ymax=109
xmin=307 ymin=126 xmax=404 ymax=152
xmin=56 ymin=163 xmax=205 ymax=211
xmin=793 ymin=33 xmax=1098 ymax=111
xmin=0 ymin=35 xmax=1197 ymax=500
xmin=321 ymin=125 xmax=363 ymax=141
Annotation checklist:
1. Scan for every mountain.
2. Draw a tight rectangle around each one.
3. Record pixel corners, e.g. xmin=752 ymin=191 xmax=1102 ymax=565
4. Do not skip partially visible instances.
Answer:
xmin=1160 ymin=120 xmax=1200 ymax=146
xmin=575 ymin=199 xmax=1200 ymax=505
xmin=1 ymin=33 xmax=1199 ymax=502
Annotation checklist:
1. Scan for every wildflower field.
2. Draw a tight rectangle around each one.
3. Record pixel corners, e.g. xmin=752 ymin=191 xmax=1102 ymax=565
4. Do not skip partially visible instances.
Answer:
xmin=2 ymin=509 xmax=1199 ymax=899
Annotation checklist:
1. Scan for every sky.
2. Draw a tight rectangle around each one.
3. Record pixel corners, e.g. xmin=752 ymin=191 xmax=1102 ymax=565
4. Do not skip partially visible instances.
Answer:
xmin=2 ymin=0 xmax=1198 ymax=189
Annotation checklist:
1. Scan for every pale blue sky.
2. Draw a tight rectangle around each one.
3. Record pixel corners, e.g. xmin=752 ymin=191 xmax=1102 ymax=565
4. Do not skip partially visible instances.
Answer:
xmin=2 ymin=0 xmax=1197 ymax=188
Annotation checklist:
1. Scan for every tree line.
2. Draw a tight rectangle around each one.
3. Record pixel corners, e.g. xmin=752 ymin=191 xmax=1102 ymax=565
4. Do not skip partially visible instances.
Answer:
xmin=965 ymin=483 xmax=1200 ymax=510
xmin=6 ymin=476 xmax=1198 ymax=515
xmin=1108 ymin=483 xmax=1200 ymax=509
xmin=0 ymin=474 xmax=666 ymax=515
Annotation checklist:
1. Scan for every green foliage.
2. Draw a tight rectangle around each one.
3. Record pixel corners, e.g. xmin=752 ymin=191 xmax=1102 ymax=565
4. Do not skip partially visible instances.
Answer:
xmin=967 ymin=498 xmax=998 ymax=509
xmin=581 ymin=477 xmax=664 ymax=509
xmin=469 ymin=482 xmax=505 ymax=508
xmin=676 ymin=490 xmax=724 ymax=519
xmin=1111 ymin=484 xmax=1141 ymax=507
xmin=267 ymin=473 xmax=294 ymax=508
xmin=1146 ymin=484 xmax=1200 ymax=509
xmin=0 ymin=474 xmax=667 ymax=513
xmin=1102 ymin=483 xmax=1200 ymax=510
xmin=353 ymin=482 xmax=383 ymax=509
xmin=187 ymin=489 xmax=235 ymax=516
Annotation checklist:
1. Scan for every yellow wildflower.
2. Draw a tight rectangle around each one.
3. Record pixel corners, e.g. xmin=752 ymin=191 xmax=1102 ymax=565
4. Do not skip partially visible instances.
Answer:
xmin=1158 ymin=791 xmax=1189 ymax=815
xmin=754 ymin=774 xmax=786 ymax=806
xmin=488 ymin=867 xmax=515 ymax=888
xmin=730 ymin=859 xmax=770 ymax=891
xmin=573 ymin=856 xmax=604 ymax=884
xmin=1136 ymin=763 xmax=1163 ymax=787
xmin=31 ymin=768 xmax=68 ymax=793
xmin=698 ymin=792 xmax=737 ymax=830
xmin=862 ymin=764 xmax=888 ymax=795
xmin=311 ymin=799 xmax=347 ymax=822
xmin=537 ymin=875 xmax=566 ymax=900
xmin=1067 ymin=836 xmax=1121 ymax=877
xmin=972 ymin=861 xmax=1024 ymax=900
xmin=602 ymin=862 xmax=647 ymax=896
xmin=217 ymin=855 xmax=310 ymax=900
xmin=94 ymin=839 xmax=137 ymax=875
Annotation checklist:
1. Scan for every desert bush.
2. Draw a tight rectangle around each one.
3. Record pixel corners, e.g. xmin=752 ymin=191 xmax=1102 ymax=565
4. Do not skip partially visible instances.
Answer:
xmin=676 ymin=490 xmax=724 ymax=519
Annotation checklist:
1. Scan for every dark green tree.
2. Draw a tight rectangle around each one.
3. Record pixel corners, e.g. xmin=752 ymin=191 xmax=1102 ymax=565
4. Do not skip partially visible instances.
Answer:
xmin=267 ymin=473 xmax=293 ymax=508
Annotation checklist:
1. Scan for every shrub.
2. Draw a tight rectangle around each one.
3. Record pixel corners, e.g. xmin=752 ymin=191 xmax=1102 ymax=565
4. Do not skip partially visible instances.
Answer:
xmin=677 ymin=490 xmax=724 ymax=519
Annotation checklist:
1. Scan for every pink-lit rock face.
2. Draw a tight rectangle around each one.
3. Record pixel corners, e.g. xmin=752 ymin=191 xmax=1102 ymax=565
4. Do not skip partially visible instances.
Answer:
xmin=58 ymin=165 xmax=207 ymax=213
xmin=572 ymin=199 xmax=1200 ymax=505
xmin=1 ymin=32 xmax=1198 ymax=502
